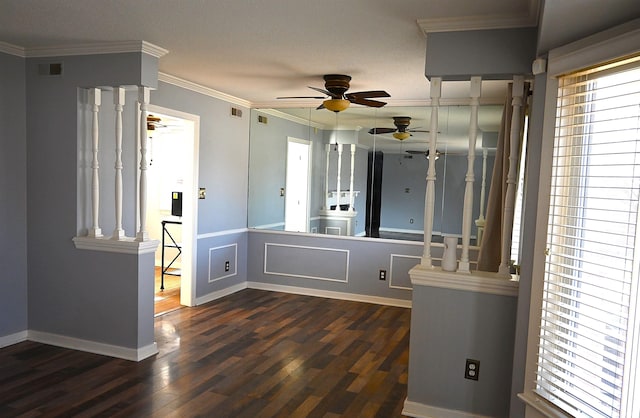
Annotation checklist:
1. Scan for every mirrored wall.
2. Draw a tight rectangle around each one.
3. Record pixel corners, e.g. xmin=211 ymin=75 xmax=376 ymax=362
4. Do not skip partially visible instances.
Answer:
xmin=248 ymin=104 xmax=503 ymax=243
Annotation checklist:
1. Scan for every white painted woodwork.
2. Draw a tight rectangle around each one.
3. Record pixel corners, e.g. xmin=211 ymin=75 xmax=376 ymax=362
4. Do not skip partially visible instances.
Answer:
xmin=335 ymin=144 xmax=343 ymax=211
xmin=498 ymin=75 xmax=525 ymax=276
xmin=348 ymin=144 xmax=356 ymax=211
xmin=475 ymin=148 xmax=488 ymax=245
xmin=458 ymin=76 xmax=481 ymax=273
xmin=324 ymin=144 xmax=330 ymax=210
xmin=421 ymin=77 xmax=441 ymax=268
xmin=136 ymin=86 xmax=150 ymax=241
xmin=87 ymin=88 xmax=102 ymax=238
xmin=112 ymin=87 xmax=125 ymax=240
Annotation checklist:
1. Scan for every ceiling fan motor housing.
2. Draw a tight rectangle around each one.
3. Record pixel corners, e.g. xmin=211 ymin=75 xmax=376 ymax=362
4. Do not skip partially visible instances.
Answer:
xmin=323 ymin=74 xmax=352 ymax=97
xmin=393 ymin=116 xmax=411 ymax=132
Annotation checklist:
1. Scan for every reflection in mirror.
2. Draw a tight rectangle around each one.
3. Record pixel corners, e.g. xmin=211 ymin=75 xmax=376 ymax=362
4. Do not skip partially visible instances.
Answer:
xmin=248 ymin=105 xmax=502 ymax=243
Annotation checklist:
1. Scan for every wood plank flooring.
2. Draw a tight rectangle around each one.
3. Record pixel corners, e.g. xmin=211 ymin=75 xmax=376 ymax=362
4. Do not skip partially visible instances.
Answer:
xmin=155 ymin=268 xmax=181 ymax=316
xmin=0 ymin=289 xmax=411 ymax=417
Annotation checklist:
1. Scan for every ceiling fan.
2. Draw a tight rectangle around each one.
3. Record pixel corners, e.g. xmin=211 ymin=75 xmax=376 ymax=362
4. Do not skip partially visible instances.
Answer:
xmin=368 ymin=116 xmax=429 ymax=140
xmin=277 ymin=74 xmax=390 ymax=112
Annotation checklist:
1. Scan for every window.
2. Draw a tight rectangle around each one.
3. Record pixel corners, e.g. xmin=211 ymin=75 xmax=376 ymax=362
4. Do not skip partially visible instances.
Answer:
xmin=535 ymin=55 xmax=640 ymax=417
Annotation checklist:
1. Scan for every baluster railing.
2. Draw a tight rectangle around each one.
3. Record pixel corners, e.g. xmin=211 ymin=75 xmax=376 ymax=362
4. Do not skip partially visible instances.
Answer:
xmin=136 ymin=86 xmax=150 ymax=241
xmin=349 ymin=144 xmax=356 ymax=211
xmin=499 ymin=75 xmax=525 ymax=276
xmin=112 ymin=87 xmax=125 ymax=239
xmin=324 ymin=144 xmax=330 ymax=210
xmin=421 ymin=77 xmax=441 ymax=268
xmin=458 ymin=76 xmax=481 ymax=273
xmin=88 ymin=88 xmax=103 ymax=238
xmin=335 ymin=144 xmax=343 ymax=210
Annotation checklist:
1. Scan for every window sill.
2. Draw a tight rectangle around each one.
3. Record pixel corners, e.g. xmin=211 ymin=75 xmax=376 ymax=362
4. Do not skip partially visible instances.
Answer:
xmin=518 ymin=392 xmax=571 ymax=418
xmin=73 ymin=236 xmax=159 ymax=255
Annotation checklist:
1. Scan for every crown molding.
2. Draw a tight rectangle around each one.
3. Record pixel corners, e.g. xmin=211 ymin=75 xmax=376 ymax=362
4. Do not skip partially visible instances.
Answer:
xmin=0 ymin=41 xmax=26 ymax=57
xmin=256 ymin=108 xmax=324 ymax=129
xmin=24 ymin=40 xmax=168 ymax=58
xmin=158 ymin=72 xmax=252 ymax=108
xmin=418 ymin=0 xmax=540 ymax=35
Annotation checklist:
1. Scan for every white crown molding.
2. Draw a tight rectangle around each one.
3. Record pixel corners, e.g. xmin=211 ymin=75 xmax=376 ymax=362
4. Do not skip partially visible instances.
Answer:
xmin=257 ymin=108 xmax=324 ymax=129
xmin=72 ymin=236 xmax=159 ymax=255
xmin=418 ymin=0 xmax=539 ymax=35
xmin=0 ymin=41 xmax=26 ymax=57
xmin=409 ymin=264 xmax=519 ymax=297
xmin=28 ymin=330 xmax=158 ymax=361
xmin=24 ymin=40 xmax=168 ymax=58
xmin=158 ymin=72 xmax=252 ymax=108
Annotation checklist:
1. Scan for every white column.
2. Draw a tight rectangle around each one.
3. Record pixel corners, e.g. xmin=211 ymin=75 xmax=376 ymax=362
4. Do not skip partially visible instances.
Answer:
xmin=349 ymin=144 xmax=356 ymax=211
xmin=136 ymin=86 xmax=150 ymax=241
xmin=87 ymin=88 xmax=102 ymax=238
xmin=324 ymin=144 xmax=331 ymax=210
xmin=335 ymin=144 xmax=343 ymax=210
xmin=475 ymin=148 xmax=489 ymax=245
xmin=112 ymin=87 xmax=125 ymax=240
xmin=499 ymin=75 xmax=525 ymax=276
xmin=458 ymin=76 xmax=481 ymax=273
xmin=421 ymin=77 xmax=441 ymax=268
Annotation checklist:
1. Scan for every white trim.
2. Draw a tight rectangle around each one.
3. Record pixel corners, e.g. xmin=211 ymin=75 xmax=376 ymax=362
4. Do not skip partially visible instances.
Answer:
xmin=197 ymin=228 xmax=248 ymax=239
xmin=247 ymin=282 xmax=412 ymax=308
xmin=72 ymin=236 xmax=159 ymax=254
xmin=518 ymin=393 xmax=570 ymax=418
xmin=402 ymin=399 xmax=494 ymax=418
xmin=417 ymin=2 xmax=539 ymax=35
xmin=258 ymin=108 xmax=323 ymax=129
xmin=264 ymin=242 xmax=349 ymax=283
xmin=27 ymin=330 xmax=158 ymax=361
xmin=195 ymin=282 xmax=248 ymax=306
xmin=158 ymin=72 xmax=251 ymax=108
xmin=325 ymin=226 xmax=342 ymax=235
xmin=409 ymin=264 xmax=519 ymax=297
xmin=0 ymin=330 xmax=28 ymax=348
xmin=380 ymin=227 xmax=427 ymax=236
xmin=24 ymin=40 xmax=168 ymax=58
xmin=389 ymin=254 xmax=421 ymax=290
xmin=208 ymin=243 xmax=238 ymax=282
xmin=0 ymin=41 xmax=26 ymax=57
xmin=248 ymin=228 xmax=425 ymax=246
xmin=252 ymin=222 xmax=285 ymax=231
xmin=547 ymin=19 xmax=640 ymax=77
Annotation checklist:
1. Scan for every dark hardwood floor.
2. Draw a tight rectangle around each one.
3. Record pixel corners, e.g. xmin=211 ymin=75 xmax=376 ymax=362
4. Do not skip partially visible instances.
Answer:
xmin=0 ymin=289 xmax=411 ymax=417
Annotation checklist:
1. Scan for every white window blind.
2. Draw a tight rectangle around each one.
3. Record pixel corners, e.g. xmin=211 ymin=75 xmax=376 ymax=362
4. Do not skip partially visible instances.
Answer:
xmin=537 ymin=55 xmax=640 ymax=418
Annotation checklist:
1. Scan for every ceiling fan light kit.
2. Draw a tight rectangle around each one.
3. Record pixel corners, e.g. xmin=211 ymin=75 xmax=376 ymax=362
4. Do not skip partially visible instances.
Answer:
xmin=393 ymin=131 xmax=411 ymax=140
xmin=323 ymin=98 xmax=350 ymax=112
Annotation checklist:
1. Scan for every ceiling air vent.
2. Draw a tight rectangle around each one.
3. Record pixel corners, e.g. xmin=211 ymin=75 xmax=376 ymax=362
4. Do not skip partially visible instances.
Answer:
xmin=258 ymin=115 xmax=268 ymax=124
xmin=38 ymin=62 xmax=63 ymax=76
xmin=231 ymin=107 xmax=243 ymax=118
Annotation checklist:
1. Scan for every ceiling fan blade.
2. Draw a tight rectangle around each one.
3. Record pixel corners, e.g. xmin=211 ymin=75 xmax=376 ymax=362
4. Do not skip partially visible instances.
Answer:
xmin=277 ymin=96 xmax=326 ymax=99
xmin=346 ymin=90 xmax=390 ymax=99
xmin=308 ymin=86 xmax=337 ymax=98
xmin=368 ymin=127 xmax=397 ymax=135
xmin=316 ymin=103 xmax=325 ymax=110
xmin=348 ymin=96 xmax=387 ymax=108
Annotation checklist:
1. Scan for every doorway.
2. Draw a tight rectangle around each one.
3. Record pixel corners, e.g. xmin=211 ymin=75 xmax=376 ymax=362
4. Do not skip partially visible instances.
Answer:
xmin=284 ymin=137 xmax=311 ymax=232
xmin=146 ymin=105 xmax=199 ymax=314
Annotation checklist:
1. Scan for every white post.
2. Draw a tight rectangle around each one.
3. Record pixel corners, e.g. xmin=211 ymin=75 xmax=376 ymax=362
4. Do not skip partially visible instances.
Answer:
xmin=136 ymin=86 xmax=150 ymax=241
xmin=499 ymin=75 xmax=525 ymax=276
xmin=335 ymin=144 xmax=343 ymax=210
xmin=458 ymin=76 xmax=481 ymax=273
xmin=112 ymin=87 xmax=125 ymax=240
xmin=324 ymin=144 xmax=331 ymax=210
xmin=349 ymin=144 xmax=356 ymax=211
xmin=421 ymin=77 xmax=441 ymax=268
xmin=87 ymin=88 xmax=102 ymax=238
xmin=475 ymin=148 xmax=488 ymax=245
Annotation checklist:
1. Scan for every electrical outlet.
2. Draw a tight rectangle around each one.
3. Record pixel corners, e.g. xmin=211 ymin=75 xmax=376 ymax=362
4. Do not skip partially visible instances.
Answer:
xmin=465 ymin=359 xmax=480 ymax=380
xmin=224 ymin=261 xmax=230 ymax=272
xmin=379 ymin=270 xmax=386 ymax=280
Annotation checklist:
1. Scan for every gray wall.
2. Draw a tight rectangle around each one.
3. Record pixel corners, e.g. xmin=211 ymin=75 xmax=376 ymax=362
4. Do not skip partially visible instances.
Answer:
xmin=0 ymin=51 xmax=27 ymax=339
xmin=26 ymin=52 xmax=156 ymax=349
xmin=151 ymin=81 xmax=250 ymax=298
xmin=407 ymin=285 xmax=517 ymax=417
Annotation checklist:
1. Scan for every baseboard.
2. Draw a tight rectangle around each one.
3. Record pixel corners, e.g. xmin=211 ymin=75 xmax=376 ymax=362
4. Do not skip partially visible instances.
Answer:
xmin=247 ymin=281 xmax=412 ymax=308
xmin=27 ymin=330 xmax=158 ymax=362
xmin=0 ymin=330 xmax=28 ymax=348
xmin=402 ymin=399 xmax=494 ymax=418
xmin=195 ymin=282 xmax=248 ymax=306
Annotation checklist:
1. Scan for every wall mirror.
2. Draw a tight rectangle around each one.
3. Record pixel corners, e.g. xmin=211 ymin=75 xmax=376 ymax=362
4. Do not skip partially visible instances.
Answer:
xmin=248 ymin=104 xmax=503 ymax=243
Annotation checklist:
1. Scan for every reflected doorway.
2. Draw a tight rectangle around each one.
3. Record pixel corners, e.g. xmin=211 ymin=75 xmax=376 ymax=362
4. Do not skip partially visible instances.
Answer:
xmin=285 ymin=137 xmax=311 ymax=232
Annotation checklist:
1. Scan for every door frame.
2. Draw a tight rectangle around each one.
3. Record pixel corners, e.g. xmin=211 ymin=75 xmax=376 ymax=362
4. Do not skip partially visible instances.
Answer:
xmin=284 ymin=136 xmax=312 ymax=232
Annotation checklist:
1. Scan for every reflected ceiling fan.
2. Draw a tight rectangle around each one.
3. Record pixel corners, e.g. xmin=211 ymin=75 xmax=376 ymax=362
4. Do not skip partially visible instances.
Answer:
xmin=368 ymin=116 xmax=430 ymax=140
xmin=277 ymin=74 xmax=390 ymax=112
